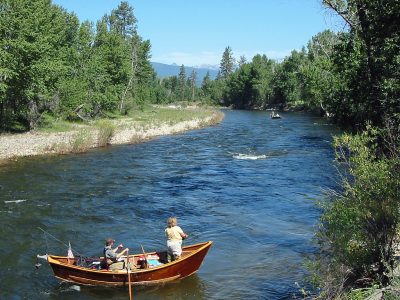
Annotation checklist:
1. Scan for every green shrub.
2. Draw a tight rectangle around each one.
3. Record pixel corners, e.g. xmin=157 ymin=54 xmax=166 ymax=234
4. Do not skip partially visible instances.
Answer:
xmin=312 ymin=124 xmax=400 ymax=296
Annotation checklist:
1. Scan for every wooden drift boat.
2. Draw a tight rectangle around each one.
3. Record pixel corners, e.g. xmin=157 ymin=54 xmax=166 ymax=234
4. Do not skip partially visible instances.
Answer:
xmin=47 ymin=241 xmax=212 ymax=286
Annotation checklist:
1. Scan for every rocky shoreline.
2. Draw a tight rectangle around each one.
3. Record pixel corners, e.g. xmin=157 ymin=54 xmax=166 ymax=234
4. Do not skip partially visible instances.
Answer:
xmin=0 ymin=110 xmax=224 ymax=163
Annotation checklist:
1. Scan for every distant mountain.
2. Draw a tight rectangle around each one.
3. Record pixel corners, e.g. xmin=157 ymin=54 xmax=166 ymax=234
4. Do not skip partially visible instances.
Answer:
xmin=151 ymin=62 xmax=219 ymax=86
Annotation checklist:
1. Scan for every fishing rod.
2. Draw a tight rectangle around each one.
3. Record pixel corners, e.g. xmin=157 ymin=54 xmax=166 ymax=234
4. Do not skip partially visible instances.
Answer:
xmin=38 ymin=227 xmax=85 ymax=257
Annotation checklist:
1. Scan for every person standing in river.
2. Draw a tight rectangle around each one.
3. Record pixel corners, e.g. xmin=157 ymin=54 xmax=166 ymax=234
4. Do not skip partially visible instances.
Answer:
xmin=165 ymin=217 xmax=188 ymax=262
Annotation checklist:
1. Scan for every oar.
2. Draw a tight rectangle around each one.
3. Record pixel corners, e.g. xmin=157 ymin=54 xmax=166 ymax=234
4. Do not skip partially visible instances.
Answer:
xmin=141 ymin=245 xmax=148 ymax=269
xmin=127 ymin=250 xmax=132 ymax=300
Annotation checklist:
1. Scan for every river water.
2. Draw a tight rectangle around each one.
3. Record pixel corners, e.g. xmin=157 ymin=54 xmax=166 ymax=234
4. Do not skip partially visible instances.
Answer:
xmin=0 ymin=110 xmax=339 ymax=300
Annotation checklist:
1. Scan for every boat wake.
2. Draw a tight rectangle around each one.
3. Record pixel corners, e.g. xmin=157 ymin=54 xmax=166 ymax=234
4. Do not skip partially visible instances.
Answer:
xmin=66 ymin=285 xmax=81 ymax=292
xmin=233 ymin=153 xmax=268 ymax=160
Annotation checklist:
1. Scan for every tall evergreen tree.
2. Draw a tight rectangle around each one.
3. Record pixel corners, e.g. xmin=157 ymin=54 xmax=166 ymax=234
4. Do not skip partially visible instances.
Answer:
xmin=189 ymin=69 xmax=197 ymax=101
xmin=238 ymin=55 xmax=247 ymax=67
xmin=178 ymin=65 xmax=186 ymax=101
xmin=108 ymin=1 xmax=137 ymax=39
xmin=219 ymin=46 xmax=235 ymax=79
xmin=201 ymin=71 xmax=212 ymax=98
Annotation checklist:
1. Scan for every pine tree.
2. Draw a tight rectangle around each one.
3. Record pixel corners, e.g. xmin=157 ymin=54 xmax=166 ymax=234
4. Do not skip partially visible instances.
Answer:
xmin=201 ymin=71 xmax=211 ymax=98
xmin=220 ymin=46 xmax=235 ymax=79
xmin=189 ymin=69 xmax=197 ymax=101
xmin=178 ymin=65 xmax=186 ymax=101
xmin=108 ymin=1 xmax=137 ymax=39
xmin=238 ymin=55 xmax=247 ymax=67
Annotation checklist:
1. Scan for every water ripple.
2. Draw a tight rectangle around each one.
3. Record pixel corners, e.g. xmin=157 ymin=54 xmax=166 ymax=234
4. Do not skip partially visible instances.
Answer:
xmin=0 ymin=110 xmax=339 ymax=299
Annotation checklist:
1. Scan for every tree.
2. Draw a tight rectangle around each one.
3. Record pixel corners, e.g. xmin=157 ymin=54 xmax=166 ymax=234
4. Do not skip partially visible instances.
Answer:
xmin=0 ymin=0 xmax=79 ymax=130
xmin=219 ymin=46 xmax=235 ymax=79
xmin=315 ymin=124 xmax=400 ymax=294
xmin=224 ymin=63 xmax=252 ymax=109
xmin=0 ymin=0 xmax=158 ymax=130
xmin=322 ymin=0 xmax=400 ymax=127
xmin=189 ymin=69 xmax=197 ymax=101
xmin=271 ymin=49 xmax=308 ymax=108
xmin=108 ymin=1 xmax=137 ymax=39
xmin=301 ymin=30 xmax=339 ymax=113
xmin=178 ymin=65 xmax=186 ymax=101
xmin=249 ymin=54 xmax=275 ymax=109
xmin=201 ymin=71 xmax=211 ymax=97
xmin=120 ymin=34 xmax=139 ymax=112
xmin=238 ymin=55 xmax=247 ymax=67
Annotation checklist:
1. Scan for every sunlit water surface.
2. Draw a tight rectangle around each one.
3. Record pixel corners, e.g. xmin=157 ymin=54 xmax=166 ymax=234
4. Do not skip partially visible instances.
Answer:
xmin=0 ymin=110 xmax=339 ymax=299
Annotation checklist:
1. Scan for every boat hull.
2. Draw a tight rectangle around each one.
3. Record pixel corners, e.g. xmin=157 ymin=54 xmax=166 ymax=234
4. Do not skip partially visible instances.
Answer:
xmin=48 ymin=241 xmax=212 ymax=286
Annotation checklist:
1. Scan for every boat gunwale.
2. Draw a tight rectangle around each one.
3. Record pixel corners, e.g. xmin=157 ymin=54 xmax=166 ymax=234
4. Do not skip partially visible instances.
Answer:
xmin=47 ymin=241 xmax=213 ymax=275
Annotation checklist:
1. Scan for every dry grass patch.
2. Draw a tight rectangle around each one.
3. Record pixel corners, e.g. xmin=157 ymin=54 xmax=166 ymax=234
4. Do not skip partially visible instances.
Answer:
xmin=96 ymin=120 xmax=116 ymax=147
xmin=70 ymin=129 xmax=93 ymax=153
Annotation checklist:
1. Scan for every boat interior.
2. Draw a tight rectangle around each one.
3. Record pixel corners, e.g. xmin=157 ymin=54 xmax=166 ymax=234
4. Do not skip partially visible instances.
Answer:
xmin=53 ymin=249 xmax=192 ymax=271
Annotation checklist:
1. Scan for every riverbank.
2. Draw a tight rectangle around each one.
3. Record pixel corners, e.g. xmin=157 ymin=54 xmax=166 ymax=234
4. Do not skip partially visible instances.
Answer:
xmin=0 ymin=106 xmax=224 ymax=163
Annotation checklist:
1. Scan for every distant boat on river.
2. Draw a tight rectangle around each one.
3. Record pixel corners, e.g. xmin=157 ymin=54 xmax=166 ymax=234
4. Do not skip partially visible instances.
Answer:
xmin=45 ymin=241 xmax=212 ymax=286
xmin=270 ymin=111 xmax=281 ymax=119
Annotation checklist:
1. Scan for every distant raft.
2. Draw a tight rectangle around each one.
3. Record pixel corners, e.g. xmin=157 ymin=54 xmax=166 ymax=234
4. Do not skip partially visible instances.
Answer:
xmin=45 ymin=241 xmax=212 ymax=286
xmin=270 ymin=111 xmax=281 ymax=119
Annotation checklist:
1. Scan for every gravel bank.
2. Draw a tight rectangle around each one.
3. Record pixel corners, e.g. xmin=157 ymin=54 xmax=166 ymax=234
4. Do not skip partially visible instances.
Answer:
xmin=0 ymin=111 xmax=224 ymax=162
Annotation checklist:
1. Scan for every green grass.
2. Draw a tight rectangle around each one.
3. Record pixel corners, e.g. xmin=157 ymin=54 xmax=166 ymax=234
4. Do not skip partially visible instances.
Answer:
xmin=38 ymin=120 xmax=75 ymax=132
xmin=129 ymin=105 xmax=217 ymax=125
xmin=37 ymin=105 xmax=221 ymax=136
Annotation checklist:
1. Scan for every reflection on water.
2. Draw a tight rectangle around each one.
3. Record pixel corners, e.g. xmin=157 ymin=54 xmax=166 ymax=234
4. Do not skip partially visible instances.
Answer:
xmin=0 ymin=110 xmax=339 ymax=299
xmin=45 ymin=275 xmax=207 ymax=300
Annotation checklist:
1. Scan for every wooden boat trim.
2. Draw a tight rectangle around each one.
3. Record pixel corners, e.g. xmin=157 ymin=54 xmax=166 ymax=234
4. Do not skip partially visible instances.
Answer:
xmin=47 ymin=241 xmax=213 ymax=276
xmin=128 ymin=274 xmax=181 ymax=286
xmin=63 ymin=274 xmax=181 ymax=286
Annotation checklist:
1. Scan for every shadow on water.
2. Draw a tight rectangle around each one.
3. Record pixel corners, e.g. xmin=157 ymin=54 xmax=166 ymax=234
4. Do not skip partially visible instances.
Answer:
xmin=42 ymin=274 xmax=207 ymax=300
xmin=0 ymin=110 xmax=340 ymax=299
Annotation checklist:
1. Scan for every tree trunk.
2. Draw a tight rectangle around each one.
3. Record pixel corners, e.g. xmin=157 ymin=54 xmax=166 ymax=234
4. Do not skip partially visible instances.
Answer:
xmin=28 ymin=99 xmax=39 ymax=130
xmin=120 ymin=41 xmax=138 ymax=112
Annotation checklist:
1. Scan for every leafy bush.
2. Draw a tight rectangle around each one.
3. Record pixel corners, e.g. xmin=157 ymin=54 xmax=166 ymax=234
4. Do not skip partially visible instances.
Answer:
xmin=313 ymin=124 xmax=400 ymax=296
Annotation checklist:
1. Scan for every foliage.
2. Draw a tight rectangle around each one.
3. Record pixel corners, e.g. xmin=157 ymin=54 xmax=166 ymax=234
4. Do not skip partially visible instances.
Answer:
xmin=307 ymin=1 xmax=400 ymax=297
xmin=37 ymin=113 xmax=74 ymax=132
xmin=178 ymin=65 xmax=187 ymax=101
xmin=302 ymin=30 xmax=339 ymax=112
xmin=219 ymin=46 xmax=235 ymax=79
xmin=221 ymin=53 xmax=276 ymax=109
xmin=0 ymin=0 xmax=156 ymax=132
xmin=0 ymin=0 xmax=76 ymax=130
xmin=2 ymin=0 xmax=398 ymax=132
xmin=272 ymin=49 xmax=308 ymax=109
xmin=322 ymin=0 xmax=400 ymax=128
xmin=313 ymin=124 xmax=400 ymax=296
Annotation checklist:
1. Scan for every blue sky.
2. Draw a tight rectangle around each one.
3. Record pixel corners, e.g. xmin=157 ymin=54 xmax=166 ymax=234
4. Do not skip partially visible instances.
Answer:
xmin=52 ymin=0 xmax=342 ymax=67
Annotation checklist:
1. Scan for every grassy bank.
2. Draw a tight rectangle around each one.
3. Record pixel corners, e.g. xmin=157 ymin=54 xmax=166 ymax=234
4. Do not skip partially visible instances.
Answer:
xmin=0 ymin=105 xmax=224 ymax=163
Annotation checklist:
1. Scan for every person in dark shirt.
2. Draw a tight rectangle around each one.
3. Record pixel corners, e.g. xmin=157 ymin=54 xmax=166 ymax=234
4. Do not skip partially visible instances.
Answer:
xmin=103 ymin=238 xmax=129 ymax=270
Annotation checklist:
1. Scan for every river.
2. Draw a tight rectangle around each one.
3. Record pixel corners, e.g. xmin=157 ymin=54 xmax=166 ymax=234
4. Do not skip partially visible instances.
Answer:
xmin=0 ymin=110 xmax=339 ymax=299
